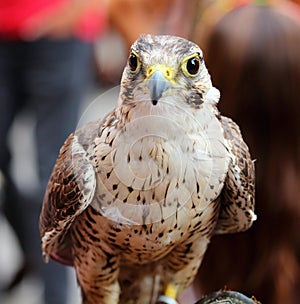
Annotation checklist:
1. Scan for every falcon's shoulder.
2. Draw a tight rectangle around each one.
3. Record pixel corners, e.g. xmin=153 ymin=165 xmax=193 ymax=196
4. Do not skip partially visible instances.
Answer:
xmin=39 ymin=120 xmax=100 ymax=262
xmin=214 ymin=116 xmax=256 ymax=234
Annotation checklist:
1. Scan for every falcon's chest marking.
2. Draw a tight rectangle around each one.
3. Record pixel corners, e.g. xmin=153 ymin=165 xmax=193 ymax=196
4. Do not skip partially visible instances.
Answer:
xmin=86 ymin=100 xmax=230 ymax=252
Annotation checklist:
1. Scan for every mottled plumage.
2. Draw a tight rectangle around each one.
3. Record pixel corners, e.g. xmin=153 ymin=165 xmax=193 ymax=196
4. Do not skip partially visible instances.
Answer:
xmin=40 ymin=34 xmax=255 ymax=304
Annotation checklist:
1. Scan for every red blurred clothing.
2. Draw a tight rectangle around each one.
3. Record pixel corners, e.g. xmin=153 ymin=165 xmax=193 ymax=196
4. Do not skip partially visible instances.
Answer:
xmin=0 ymin=0 xmax=107 ymax=41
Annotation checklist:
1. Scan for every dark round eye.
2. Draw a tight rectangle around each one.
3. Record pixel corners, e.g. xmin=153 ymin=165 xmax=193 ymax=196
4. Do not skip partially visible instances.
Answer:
xmin=186 ymin=56 xmax=200 ymax=76
xmin=128 ymin=52 xmax=140 ymax=73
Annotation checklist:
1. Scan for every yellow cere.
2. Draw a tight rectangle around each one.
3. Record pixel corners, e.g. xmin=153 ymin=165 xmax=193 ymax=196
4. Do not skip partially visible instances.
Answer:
xmin=146 ymin=64 xmax=175 ymax=82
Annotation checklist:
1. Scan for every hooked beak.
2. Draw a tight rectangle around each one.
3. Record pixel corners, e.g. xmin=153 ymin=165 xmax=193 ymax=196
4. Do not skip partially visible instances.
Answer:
xmin=146 ymin=65 xmax=173 ymax=105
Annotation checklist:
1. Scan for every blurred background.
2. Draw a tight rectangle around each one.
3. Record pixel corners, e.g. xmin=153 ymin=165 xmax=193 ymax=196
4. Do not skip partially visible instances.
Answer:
xmin=0 ymin=0 xmax=300 ymax=303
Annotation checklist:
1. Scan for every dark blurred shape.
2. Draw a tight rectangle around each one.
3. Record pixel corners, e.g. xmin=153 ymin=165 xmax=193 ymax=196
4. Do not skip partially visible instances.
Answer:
xmin=196 ymin=4 xmax=300 ymax=304
xmin=0 ymin=1 xmax=107 ymax=303
xmin=195 ymin=290 xmax=259 ymax=304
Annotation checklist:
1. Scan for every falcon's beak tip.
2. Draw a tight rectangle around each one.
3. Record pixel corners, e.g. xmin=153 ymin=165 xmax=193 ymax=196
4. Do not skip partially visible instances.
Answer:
xmin=146 ymin=65 xmax=173 ymax=105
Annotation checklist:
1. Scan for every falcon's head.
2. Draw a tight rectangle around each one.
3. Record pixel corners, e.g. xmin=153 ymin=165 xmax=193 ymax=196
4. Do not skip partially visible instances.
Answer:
xmin=119 ymin=34 xmax=219 ymax=108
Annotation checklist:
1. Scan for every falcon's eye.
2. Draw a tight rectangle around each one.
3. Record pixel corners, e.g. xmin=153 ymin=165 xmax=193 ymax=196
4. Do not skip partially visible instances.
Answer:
xmin=128 ymin=51 xmax=140 ymax=74
xmin=182 ymin=54 xmax=201 ymax=77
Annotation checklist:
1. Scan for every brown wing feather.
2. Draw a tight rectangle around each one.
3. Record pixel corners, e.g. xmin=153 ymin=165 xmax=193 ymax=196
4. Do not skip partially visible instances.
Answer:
xmin=214 ymin=116 xmax=256 ymax=234
xmin=39 ymin=121 xmax=100 ymax=264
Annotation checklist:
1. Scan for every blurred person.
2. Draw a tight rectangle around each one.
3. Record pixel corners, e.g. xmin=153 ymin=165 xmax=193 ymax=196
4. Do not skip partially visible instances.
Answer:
xmin=191 ymin=0 xmax=300 ymax=50
xmin=0 ymin=0 xmax=107 ymax=303
xmin=194 ymin=4 xmax=300 ymax=304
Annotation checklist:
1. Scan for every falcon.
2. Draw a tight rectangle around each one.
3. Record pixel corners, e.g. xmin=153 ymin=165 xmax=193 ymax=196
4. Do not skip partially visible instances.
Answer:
xmin=40 ymin=34 xmax=256 ymax=304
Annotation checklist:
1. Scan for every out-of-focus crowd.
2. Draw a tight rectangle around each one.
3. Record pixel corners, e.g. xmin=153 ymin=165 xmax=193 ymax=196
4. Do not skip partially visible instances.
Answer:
xmin=0 ymin=0 xmax=300 ymax=303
